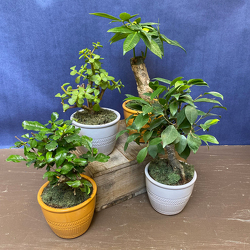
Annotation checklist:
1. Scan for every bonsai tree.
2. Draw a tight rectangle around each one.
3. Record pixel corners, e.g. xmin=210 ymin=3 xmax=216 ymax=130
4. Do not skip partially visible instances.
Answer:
xmin=117 ymin=77 xmax=226 ymax=184
xmin=55 ymin=42 xmax=124 ymax=115
xmin=90 ymin=12 xmax=185 ymax=100
xmin=6 ymin=112 xmax=109 ymax=206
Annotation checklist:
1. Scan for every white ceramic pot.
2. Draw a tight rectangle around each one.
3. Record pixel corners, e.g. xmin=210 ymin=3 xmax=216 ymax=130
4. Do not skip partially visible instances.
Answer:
xmin=145 ymin=162 xmax=197 ymax=215
xmin=70 ymin=108 xmax=120 ymax=155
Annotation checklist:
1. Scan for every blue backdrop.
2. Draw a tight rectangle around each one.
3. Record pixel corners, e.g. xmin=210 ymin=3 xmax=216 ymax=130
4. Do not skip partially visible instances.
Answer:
xmin=1 ymin=0 xmax=249 ymax=148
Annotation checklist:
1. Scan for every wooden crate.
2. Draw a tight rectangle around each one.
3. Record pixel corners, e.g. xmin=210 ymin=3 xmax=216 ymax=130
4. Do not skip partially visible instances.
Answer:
xmin=75 ymin=120 xmax=151 ymax=211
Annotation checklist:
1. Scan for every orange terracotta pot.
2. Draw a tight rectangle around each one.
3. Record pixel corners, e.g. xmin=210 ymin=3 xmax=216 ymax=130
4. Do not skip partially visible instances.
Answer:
xmin=37 ymin=175 xmax=97 ymax=239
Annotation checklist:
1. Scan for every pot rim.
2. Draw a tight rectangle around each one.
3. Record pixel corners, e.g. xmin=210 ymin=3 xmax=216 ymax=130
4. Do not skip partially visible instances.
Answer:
xmin=37 ymin=174 xmax=97 ymax=213
xmin=70 ymin=107 xmax=120 ymax=129
xmin=122 ymin=100 xmax=142 ymax=114
xmin=145 ymin=162 xmax=197 ymax=190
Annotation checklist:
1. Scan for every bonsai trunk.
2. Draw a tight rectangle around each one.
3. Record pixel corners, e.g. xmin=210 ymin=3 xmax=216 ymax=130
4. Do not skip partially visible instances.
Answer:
xmin=165 ymin=144 xmax=186 ymax=183
xmin=130 ymin=56 xmax=152 ymax=99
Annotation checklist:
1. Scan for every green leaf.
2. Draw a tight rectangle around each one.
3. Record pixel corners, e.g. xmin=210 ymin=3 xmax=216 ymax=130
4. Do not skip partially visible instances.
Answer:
xmin=175 ymin=135 xmax=187 ymax=154
xmin=93 ymin=103 xmax=100 ymax=112
xmin=187 ymin=79 xmax=208 ymax=86
xmin=43 ymin=171 xmax=57 ymax=179
xmin=61 ymin=162 xmax=74 ymax=174
xmin=199 ymin=135 xmax=219 ymax=144
xmin=194 ymin=98 xmax=222 ymax=106
xmin=123 ymin=32 xmax=140 ymax=55
xmin=95 ymin=153 xmax=110 ymax=163
xmin=89 ymin=12 xmax=121 ymax=21
xmin=22 ymin=121 xmax=47 ymax=131
xmin=137 ymin=147 xmax=148 ymax=163
xmin=6 ymin=155 xmax=26 ymax=163
xmin=119 ymin=12 xmax=136 ymax=21
xmin=187 ymin=133 xmax=201 ymax=154
xmin=177 ymin=108 xmax=186 ymax=126
xmin=150 ymin=87 xmax=163 ymax=100
xmin=153 ymin=78 xmax=171 ymax=85
xmin=178 ymin=145 xmax=191 ymax=160
xmin=185 ymin=105 xmax=198 ymax=125
xmin=161 ymin=125 xmax=179 ymax=148
xmin=45 ymin=141 xmax=58 ymax=151
xmin=146 ymin=37 xmax=163 ymax=58
xmin=116 ymin=129 xmax=128 ymax=140
xmin=143 ymin=130 xmax=153 ymax=143
xmin=73 ymin=158 xmax=88 ymax=166
xmin=51 ymin=112 xmax=59 ymax=122
xmin=142 ymin=105 xmax=153 ymax=115
xmin=110 ymin=33 xmax=129 ymax=44
xmin=200 ymin=119 xmax=220 ymax=131
xmin=169 ymin=101 xmax=178 ymax=116
xmin=108 ymin=26 xmax=134 ymax=34
xmin=204 ymin=91 xmax=223 ymax=100
xmin=66 ymin=180 xmax=81 ymax=188
xmin=149 ymin=138 xmax=162 ymax=145
xmin=134 ymin=113 xmax=149 ymax=131
xmin=148 ymin=145 xmax=158 ymax=158
xmin=160 ymin=34 xmax=186 ymax=52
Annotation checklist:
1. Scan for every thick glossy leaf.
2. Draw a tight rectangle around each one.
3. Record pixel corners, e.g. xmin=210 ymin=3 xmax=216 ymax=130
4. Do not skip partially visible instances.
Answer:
xmin=45 ymin=141 xmax=58 ymax=151
xmin=73 ymin=158 xmax=88 ymax=166
xmin=204 ymin=91 xmax=224 ymax=100
xmin=187 ymin=133 xmax=201 ymax=154
xmin=61 ymin=162 xmax=74 ymax=174
xmin=149 ymin=117 xmax=165 ymax=131
xmin=175 ymin=135 xmax=187 ymax=154
xmin=194 ymin=98 xmax=222 ymax=106
xmin=134 ymin=113 xmax=149 ymax=131
xmin=199 ymin=134 xmax=219 ymax=144
xmin=123 ymin=32 xmax=140 ymax=55
xmin=161 ymin=125 xmax=179 ymax=148
xmin=150 ymin=87 xmax=163 ymax=100
xmin=22 ymin=121 xmax=47 ymax=131
xmin=6 ymin=155 xmax=26 ymax=162
xmin=89 ymin=12 xmax=121 ymax=21
xmin=187 ymin=79 xmax=208 ymax=86
xmin=137 ymin=147 xmax=148 ymax=163
xmin=55 ymin=152 xmax=67 ymax=167
xmin=185 ymin=105 xmax=198 ymax=125
xmin=200 ymin=119 xmax=220 ymax=131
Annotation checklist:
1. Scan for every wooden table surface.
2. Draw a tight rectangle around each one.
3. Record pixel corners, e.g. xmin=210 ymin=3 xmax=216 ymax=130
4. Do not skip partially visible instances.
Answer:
xmin=1 ymin=145 xmax=250 ymax=250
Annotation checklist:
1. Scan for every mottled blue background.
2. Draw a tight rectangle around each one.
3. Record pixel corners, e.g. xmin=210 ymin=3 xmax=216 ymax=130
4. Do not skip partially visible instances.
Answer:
xmin=1 ymin=0 xmax=249 ymax=148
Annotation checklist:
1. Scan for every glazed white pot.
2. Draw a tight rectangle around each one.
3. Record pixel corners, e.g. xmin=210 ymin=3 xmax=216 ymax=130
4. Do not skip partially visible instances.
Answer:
xmin=70 ymin=108 xmax=120 ymax=155
xmin=145 ymin=162 xmax=197 ymax=215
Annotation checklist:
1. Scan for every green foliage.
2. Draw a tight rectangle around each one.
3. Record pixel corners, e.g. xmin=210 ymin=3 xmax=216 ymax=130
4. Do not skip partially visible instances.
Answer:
xmin=117 ymin=77 xmax=226 ymax=163
xmin=55 ymin=42 xmax=123 ymax=113
xmin=90 ymin=12 xmax=185 ymax=58
xmin=6 ymin=112 xmax=110 ymax=195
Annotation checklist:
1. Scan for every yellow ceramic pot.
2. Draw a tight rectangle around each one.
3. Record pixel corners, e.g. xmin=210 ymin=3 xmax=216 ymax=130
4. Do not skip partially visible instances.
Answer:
xmin=37 ymin=175 xmax=97 ymax=239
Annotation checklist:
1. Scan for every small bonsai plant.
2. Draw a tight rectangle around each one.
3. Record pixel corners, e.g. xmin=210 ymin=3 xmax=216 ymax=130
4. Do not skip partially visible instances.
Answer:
xmin=90 ymin=12 xmax=185 ymax=100
xmin=6 ymin=112 xmax=109 ymax=207
xmin=55 ymin=42 xmax=124 ymax=124
xmin=117 ymin=77 xmax=226 ymax=185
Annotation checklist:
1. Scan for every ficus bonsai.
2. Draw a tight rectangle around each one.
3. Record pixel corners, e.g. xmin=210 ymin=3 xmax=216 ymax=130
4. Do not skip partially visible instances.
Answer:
xmin=90 ymin=12 xmax=185 ymax=100
xmin=117 ymin=77 xmax=226 ymax=184
xmin=6 ymin=112 xmax=109 ymax=205
xmin=56 ymin=42 xmax=124 ymax=114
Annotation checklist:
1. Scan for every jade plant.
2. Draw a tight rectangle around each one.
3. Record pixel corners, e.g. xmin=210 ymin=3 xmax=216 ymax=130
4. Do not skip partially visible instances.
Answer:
xmin=55 ymin=42 xmax=123 ymax=114
xmin=117 ymin=77 xmax=226 ymax=184
xmin=6 ymin=112 xmax=109 ymax=205
xmin=90 ymin=12 xmax=185 ymax=100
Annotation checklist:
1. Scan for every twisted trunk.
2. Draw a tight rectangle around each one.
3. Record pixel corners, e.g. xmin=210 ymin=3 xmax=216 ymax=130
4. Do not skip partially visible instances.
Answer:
xmin=130 ymin=56 xmax=152 ymax=100
xmin=165 ymin=144 xmax=186 ymax=183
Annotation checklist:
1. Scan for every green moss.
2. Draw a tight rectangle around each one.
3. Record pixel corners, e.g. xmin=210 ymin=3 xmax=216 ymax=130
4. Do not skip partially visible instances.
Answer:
xmin=41 ymin=183 xmax=92 ymax=208
xmin=73 ymin=109 xmax=117 ymax=125
xmin=148 ymin=158 xmax=194 ymax=185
